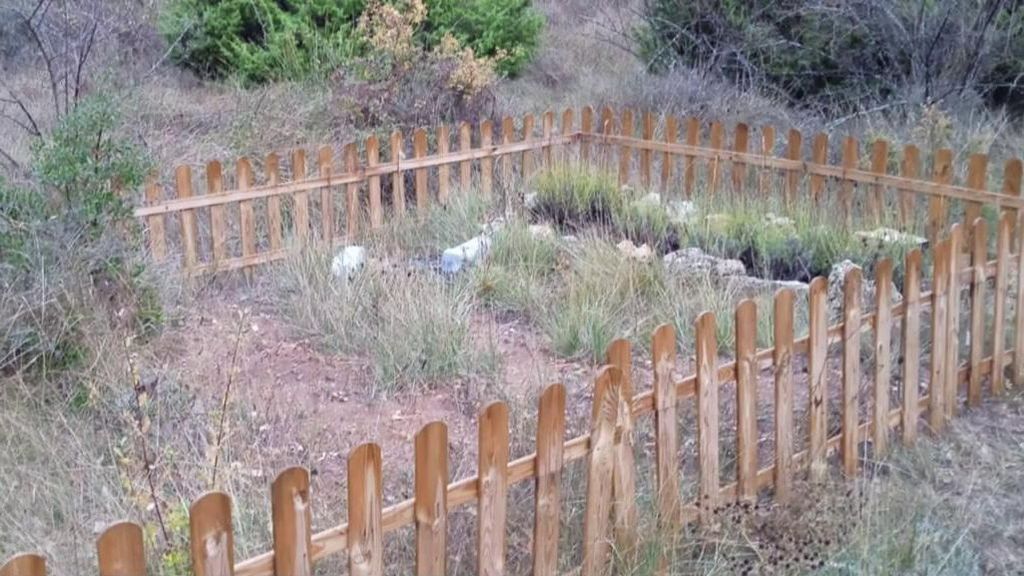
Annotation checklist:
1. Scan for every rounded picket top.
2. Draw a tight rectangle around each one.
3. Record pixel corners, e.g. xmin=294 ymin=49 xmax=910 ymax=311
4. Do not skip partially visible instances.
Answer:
xmin=189 ymin=491 xmax=235 ymax=576
xmin=271 ymin=466 xmax=313 ymax=576
xmin=96 ymin=521 xmax=146 ymax=576
xmin=0 ymin=553 xmax=46 ymax=576
xmin=348 ymin=443 xmax=384 ymax=576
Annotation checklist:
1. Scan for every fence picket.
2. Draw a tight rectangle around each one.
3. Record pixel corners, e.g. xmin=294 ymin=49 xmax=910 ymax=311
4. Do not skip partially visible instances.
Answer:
xmin=144 ymin=177 xmax=166 ymax=262
xmin=735 ymin=299 xmax=758 ymax=501
xmin=0 ymin=554 xmax=46 ymax=576
xmin=560 ymin=108 xmax=574 ymax=166
xmin=348 ymin=444 xmax=384 ymax=576
xmin=438 ymin=125 xmax=450 ymax=205
xmin=266 ymin=154 xmax=283 ymax=252
xmin=542 ymin=110 xmax=554 ymax=168
xmin=582 ymin=366 xmax=621 ymax=576
xmin=874 ymin=259 xmax=893 ymax=456
xmin=502 ymin=117 xmax=515 ymax=196
xmin=97 ymin=521 xmax=145 ymax=576
xmin=760 ymin=125 xmax=776 ymax=198
xmin=840 ymin=137 xmax=858 ymax=228
xmin=968 ymin=218 xmax=988 ymax=407
xmin=1003 ymin=159 xmax=1022 ymax=247
xmin=522 ymin=114 xmax=535 ymax=180
xmin=605 ymin=339 xmax=637 ymax=549
xmin=810 ymin=133 xmax=828 ymax=202
xmin=533 ymin=384 xmax=566 ymax=576
xmin=366 ymin=136 xmax=383 ymax=228
xmin=899 ymin=145 xmax=920 ymax=227
xmin=415 ymin=422 xmax=447 ymax=576
xmin=190 ymin=492 xmax=235 ymax=576
xmin=1016 ymin=212 xmax=1024 ymax=384
xmin=580 ymin=106 xmax=593 ymax=163
xmin=652 ymin=324 xmax=680 ymax=523
xmin=317 ymin=146 xmax=334 ymax=242
xmin=480 ymin=121 xmax=494 ymax=198
xmin=929 ymin=149 xmax=953 ymax=245
xmin=641 ymin=111 xmax=654 ymax=187
xmin=413 ymin=129 xmax=428 ymax=216
xmin=808 ymin=277 xmax=828 ymax=482
xmin=773 ymin=288 xmax=794 ymax=500
xmin=291 ymin=150 xmax=310 ymax=245
xmin=903 ymin=249 xmax=922 ymax=445
xmin=478 ymin=402 xmax=509 ymax=576
xmin=237 ymin=159 xmax=256 ymax=272
xmin=205 ymin=161 xmax=226 ymax=265
xmin=965 ymin=154 xmax=988 ymax=247
xmin=993 ymin=214 xmax=1011 ymax=394
xmin=661 ymin=116 xmax=677 ymax=191
xmin=842 ymin=266 xmax=862 ymax=476
xmin=684 ymin=117 xmax=700 ymax=197
xmin=945 ymin=224 xmax=962 ymax=420
xmin=344 ymin=144 xmax=360 ymax=239
xmin=175 ymin=165 xmax=199 ymax=271
xmin=731 ymin=123 xmax=749 ymax=195
xmin=929 ymin=239 xmax=951 ymax=432
xmin=696 ymin=312 xmax=719 ymax=518
xmin=869 ymin=140 xmax=888 ymax=224
xmin=785 ymin=129 xmax=802 ymax=205
xmin=619 ymin=109 xmax=634 ymax=186
xmin=391 ymin=131 xmax=407 ymax=217
xmin=708 ymin=122 xmax=724 ymax=196
xmin=271 ymin=468 xmax=312 ymax=576
xmin=459 ymin=122 xmax=472 ymax=193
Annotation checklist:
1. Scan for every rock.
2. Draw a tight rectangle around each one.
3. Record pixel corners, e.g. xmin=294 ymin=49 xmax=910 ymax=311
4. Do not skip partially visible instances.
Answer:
xmin=663 ymin=247 xmax=745 ymax=277
xmin=726 ymin=275 xmax=810 ymax=298
xmin=480 ymin=217 xmax=505 ymax=235
xmin=529 ymin=223 xmax=556 ymax=239
xmin=331 ymin=246 xmax=366 ymax=279
xmin=765 ymin=212 xmax=796 ymax=232
xmin=827 ymin=259 xmax=903 ymax=319
xmin=636 ymin=192 xmax=662 ymax=207
xmin=525 ymin=192 xmax=539 ymax=210
xmin=855 ymin=227 xmax=927 ymax=249
xmin=617 ymin=239 xmax=654 ymax=262
xmin=667 ymin=200 xmax=697 ymax=225
xmin=561 ymin=235 xmax=579 ymax=244
xmin=441 ymin=235 xmax=491 ymax=274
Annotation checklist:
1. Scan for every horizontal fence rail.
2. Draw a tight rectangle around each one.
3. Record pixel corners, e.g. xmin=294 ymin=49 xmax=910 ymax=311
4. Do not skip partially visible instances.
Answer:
xmin=6 ymin=216 xmax=1024 ymax=575
xmin=133 ymin=106 xmax=1024 ymax=276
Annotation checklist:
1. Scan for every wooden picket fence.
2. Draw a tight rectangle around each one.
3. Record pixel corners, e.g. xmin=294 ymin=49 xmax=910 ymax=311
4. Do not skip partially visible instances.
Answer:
xmin=134 ymin=106 xmax=1024 ymax=276
xmin=4 ymin=213 xmax=1023 ymax=575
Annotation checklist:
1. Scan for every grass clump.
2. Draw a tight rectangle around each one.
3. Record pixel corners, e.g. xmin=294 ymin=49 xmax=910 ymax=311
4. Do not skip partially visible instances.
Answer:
xmin=473 ymin=222 xmax=560 ymax=314
xmin=275 ymin=246 xmax=492 ymax=395
xmin=532 ymin=164 xmax=624 ymax=229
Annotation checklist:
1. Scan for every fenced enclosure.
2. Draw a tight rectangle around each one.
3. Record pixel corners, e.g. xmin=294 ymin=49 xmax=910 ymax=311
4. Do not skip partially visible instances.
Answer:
xmin=133 ymin=106 xmax=1024 ymax=276
xmin=4 ymin=207 xmax=1024 ymax=573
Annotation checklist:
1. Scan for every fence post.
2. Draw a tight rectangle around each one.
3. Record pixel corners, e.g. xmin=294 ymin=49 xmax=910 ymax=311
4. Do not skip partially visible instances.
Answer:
xmin=237 ymin=158 xmax=256 ymax=275
xmin=144 ymin=176 xmax=166 ymax=263
xmin=533 ymin=383 xmax=566 ymax=576
xmin=203 ymin=161 xmax=224 ymax=265
xmin=899 ymin=145 xmax=920 ymax=228
xmin=0 ymin=554 xmax=46 ymax=576
xmin=189 ymin=492 xmax=235 ymax=576
xmin=840 ymin=137 xmax=858 ymax=229
xmin=965 ymin=154 xmax=988 ymax=247
xmin=414 ymin=422 xmax=448 ymax=576
xmin=902 ymin=249 xmax=922 ymax=445
xmin=735 ymin=300 xmax=758 ymax=501
xmin=97 ymin=521 xmax=146 ymax=576
xmin=480 ymin=121 xmax=494 ymax=199
xmin=696 ymin=312 xmax=719 ymax=519
xmin=272 ymin=467 xmax=313 ymax=576
xmin=661 ymin=116 xmax=677 ymax=192
xmin=731 ymin=123 xmax=749 ymax=196
xmin=291 ymin=150 xmax=310 ymax=246
xmin=808 ymin=277 xmax=828 ymax=482
xmin=581 ymin=366 xmax=621 ymax=576
xmin=618 ymin=108 xmax=633 ymax=186
xmin=560 ymin=108 xmax=574 ymax=166
xmin=459 ymin=122 xmax=473 ymax=193
xmin=641 ymin=111 xmax=654 ymax=188
xmin=366 ymin=136 xmax=383 ymax=228
xmin=684 ymin=117 xmax=700 ymax=198
xmin=542 ymin=110 xmax=554 ymax=169
xmin=652 ymin=324 xmax=680 ymax=524
xmin=344 ymin=143 xmax=361 ymax=239
xmin=522 ymin=113 xmax=535 ymax=181
xmin=841 ymin=266 xmax=862 ymax=476
xmin=175 ymin=165 xmax=199 ymax=272
xmin=348 ymin=444 xmax=384 ymax=576
xmin=438 ymin=125 xmax=451 ymax=206
xmin=1002 ymin=159 xmax=1022 ymax=249
xmin=869 ymin=140 xmax=888 ymax=225
xmin=478 ymin=402 xmax=509 ymax=576
xmin=759 ymin=125 xmax=776 ymax=199
xmin=773 ymin=289 xmax=794 ymax=500
xmin=945 ymin=224 xmax=962 ymax=420
xmin=784 ymin=129 xmax=801 ymax=207
xmin=413 ymin=129 xmax=429 ymax=216
xmin=993 ymin=213 xmax=1012 ymax=394
xmin=317 ymin=146 xmax=334 ymax=244
xmin=928 ymin=149 xmax=953 ymax=246
xmin=968 ymin=218 xmax=988 ymax=407
xmin=874 ymin=259 xmax=893 ymax=456
xmin=708 ymin=122 xmax=724 ymax=197
xmin=266 ymin=153 xmax=284 ymax=252
xmin=810 ymin=133 xmax=828 ymax=204
xmin=501 ymin=116 xmax=515 ymax=207
xmin=605 ymin=339 xmax=637 ymax=550
xmin=929 ymin=238 xmax=951 ymax=432
xmin=391 ymin=130 xmax=407 ymax=217
xmin=580 ymin=106 xmax=593 ymax=164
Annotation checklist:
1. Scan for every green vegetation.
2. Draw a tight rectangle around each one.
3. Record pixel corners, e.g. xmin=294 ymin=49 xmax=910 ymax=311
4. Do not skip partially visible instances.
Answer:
xmin=162 ymin=0 xmax=542 ymax=84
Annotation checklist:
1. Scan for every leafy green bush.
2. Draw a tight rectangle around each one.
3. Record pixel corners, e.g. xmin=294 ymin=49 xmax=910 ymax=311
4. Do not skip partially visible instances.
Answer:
xmin=163 ymin=0 xmax=542 ymax=84
xmin=640 ymin=0 xmax=1024 ymax=111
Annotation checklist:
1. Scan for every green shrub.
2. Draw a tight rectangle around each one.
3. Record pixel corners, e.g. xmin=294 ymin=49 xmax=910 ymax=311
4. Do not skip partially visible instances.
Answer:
xmin=473 ymin=222 xmax=560 ymax=314
xmin=532 ymin=165 xmax=624 ymax=229
xmin=163 ymin=0 xmax=542 ymax=84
